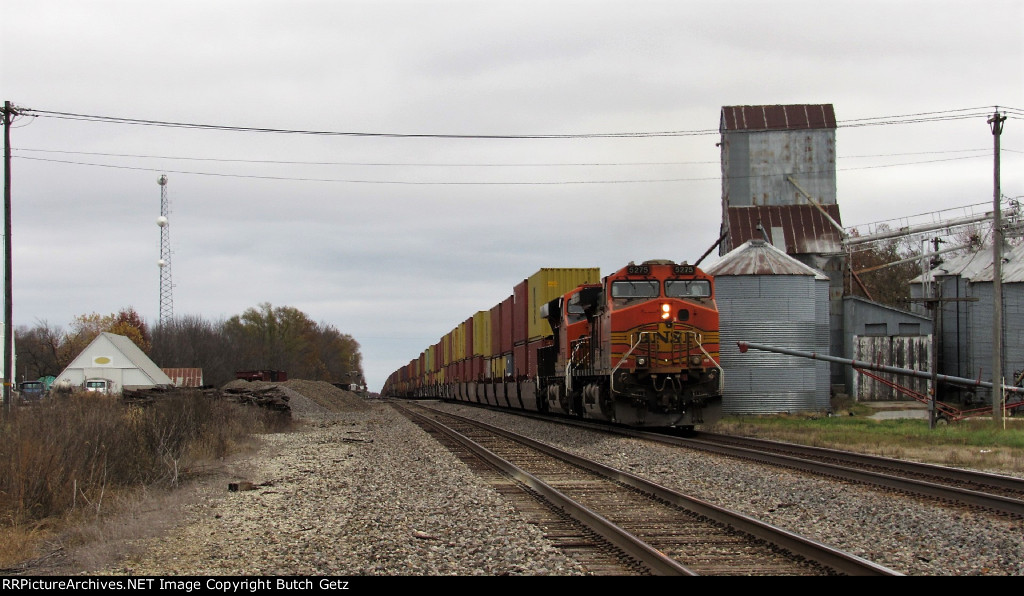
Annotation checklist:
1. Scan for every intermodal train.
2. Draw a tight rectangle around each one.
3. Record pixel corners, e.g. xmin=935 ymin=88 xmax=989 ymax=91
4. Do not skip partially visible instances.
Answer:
xmin=382 ymin=260 xmax=723 ymax=430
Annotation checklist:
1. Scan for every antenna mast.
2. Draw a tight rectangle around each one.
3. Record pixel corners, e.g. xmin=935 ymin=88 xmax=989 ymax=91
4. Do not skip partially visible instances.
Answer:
xmin=157 ymin=175 xmax=173 ymax=326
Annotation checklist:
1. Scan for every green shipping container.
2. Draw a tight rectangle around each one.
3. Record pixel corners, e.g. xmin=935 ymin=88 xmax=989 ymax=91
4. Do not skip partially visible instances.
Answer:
xmin=527 ymin=267 xmax=601 ymax=341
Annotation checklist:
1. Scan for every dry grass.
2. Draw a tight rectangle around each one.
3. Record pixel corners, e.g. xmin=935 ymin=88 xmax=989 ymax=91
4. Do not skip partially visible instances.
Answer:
xmin=0 ymin=391 xmax=281 ymax=573
xmin=705 ymin=400 xmax=1024 ymax=475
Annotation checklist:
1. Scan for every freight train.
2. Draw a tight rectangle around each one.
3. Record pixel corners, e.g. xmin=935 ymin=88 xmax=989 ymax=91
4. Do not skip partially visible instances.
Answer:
xmin=382 ymin=260 xmax=723 ymax=430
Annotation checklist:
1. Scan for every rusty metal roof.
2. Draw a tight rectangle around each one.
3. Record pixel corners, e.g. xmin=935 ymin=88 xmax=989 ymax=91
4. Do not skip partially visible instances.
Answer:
xmin=720 ymin=104 xmax=836 ymax=132
xmin=726 ymin=204 xmax=844 ymax=254
xmin=706 ymin=239 xmax=829 ymax=278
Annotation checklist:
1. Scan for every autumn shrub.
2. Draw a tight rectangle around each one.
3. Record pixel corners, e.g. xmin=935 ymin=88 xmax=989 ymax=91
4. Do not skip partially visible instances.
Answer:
xmin=0 ymin=391 xmax=280 ymax=526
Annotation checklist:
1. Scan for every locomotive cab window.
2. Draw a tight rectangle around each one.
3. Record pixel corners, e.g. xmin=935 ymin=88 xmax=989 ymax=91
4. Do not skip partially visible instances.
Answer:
xmin=611 ymin=280 xmax=659 ymax=307
xmin=665 ymin=279 xmax=711 ymax=298
xmin=566 ymin=301 xmax=587 ymax=324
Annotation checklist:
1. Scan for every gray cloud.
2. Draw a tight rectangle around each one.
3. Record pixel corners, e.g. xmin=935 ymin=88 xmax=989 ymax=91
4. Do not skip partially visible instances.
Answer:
xmin=3 ymin=0 xmax=1021 ymax=391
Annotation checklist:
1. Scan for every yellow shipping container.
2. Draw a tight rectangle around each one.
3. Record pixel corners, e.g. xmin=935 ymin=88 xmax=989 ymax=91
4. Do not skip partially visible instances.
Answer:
xmin=527 ymin=267 xmax=601 ymax=340
xmin=473 ymin=311 xmax=491 ymax=357
xmin=441 ymin=331 xmax=453 ymax=366
xmin=454 ymin=322 xmax=467 ymax=361
xmin=425 ymin=346 xmax=435 ymax=374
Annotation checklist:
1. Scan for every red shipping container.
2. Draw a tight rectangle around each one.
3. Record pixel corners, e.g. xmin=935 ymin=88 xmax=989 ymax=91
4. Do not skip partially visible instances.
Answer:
xmin=499 ymin=296 xmax=514 ymax=354
xmin=512 ymin=280 xmax=528 ymax=344
xmin=490 ymin=301 xmax=503 ymax=357
xmin=526 ymin=338 xmax=551 ymax=378
xmin=513 ymin=343 xmax=527 ymax=379
xmin=163 ymin=368 xmax=204 ymax=387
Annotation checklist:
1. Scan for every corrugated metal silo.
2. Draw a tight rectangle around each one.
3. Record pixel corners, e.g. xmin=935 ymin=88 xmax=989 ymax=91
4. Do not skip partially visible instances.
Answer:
xmin=706 ymin=239 xmax=831 ymax=414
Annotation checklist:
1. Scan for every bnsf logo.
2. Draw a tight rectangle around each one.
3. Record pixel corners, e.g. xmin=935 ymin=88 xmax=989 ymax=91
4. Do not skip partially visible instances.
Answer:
xmin=646 ymin=331 xmax=685 ymax=343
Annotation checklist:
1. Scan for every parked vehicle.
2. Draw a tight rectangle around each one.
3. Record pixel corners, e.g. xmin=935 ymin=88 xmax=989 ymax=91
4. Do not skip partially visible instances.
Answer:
xmin=84 ymin=378 xmax=112 ymax=393
xmin=18 ymin=380 xmax=46 ymax=401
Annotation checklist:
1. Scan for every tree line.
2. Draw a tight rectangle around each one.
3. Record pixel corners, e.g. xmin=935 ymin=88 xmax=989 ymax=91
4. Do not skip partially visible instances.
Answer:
xmin=15 ymin=302 xmax=363 ymax=388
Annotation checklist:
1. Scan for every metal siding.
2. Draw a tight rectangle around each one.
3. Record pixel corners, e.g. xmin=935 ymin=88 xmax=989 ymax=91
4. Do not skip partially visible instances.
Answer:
xmin=851 ymin=335 xmax=932 ymax=401
xmin=965 ymin=281 xmax=1022 ymax=405
xmin=722 ymin=133 xmax=751 ymax=211
xmin=743 ymin=131 xmax=836 ymax=207
xmin=717 ymin=273 xmax=830 ymax=414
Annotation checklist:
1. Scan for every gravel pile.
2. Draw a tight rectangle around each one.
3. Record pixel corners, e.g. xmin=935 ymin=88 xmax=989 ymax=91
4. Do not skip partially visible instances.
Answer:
xmin=102 ymin=386 xmax=1023 ymax=576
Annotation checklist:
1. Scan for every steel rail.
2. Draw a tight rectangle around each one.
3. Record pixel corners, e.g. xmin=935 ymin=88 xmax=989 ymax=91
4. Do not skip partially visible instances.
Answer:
xmin=698 ymin=432 xmax=1024 ymax=494
xmin=418 ymin=401 xmax=1024 ymax=517
xmin=644 ymin=432 xmax=1024 ymax=517
xmin=407 ymin=403 xmax=900 ymax=576
xmin=398 ymin=404 xmax=697 ymax=575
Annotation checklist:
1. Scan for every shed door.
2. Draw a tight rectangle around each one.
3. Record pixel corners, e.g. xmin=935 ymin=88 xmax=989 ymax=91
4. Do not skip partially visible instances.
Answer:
xmin=852 ymin=335 xmax=932 ymax=401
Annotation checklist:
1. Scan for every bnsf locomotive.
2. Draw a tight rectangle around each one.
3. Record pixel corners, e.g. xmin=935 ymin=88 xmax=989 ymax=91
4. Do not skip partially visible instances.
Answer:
xmin=382 ymin=260 xmax=722 ymax=430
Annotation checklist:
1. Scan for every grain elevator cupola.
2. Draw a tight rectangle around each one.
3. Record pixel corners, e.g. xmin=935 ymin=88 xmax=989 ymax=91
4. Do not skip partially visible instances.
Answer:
xmin=717 ymin=104 xmax=847 ymax=388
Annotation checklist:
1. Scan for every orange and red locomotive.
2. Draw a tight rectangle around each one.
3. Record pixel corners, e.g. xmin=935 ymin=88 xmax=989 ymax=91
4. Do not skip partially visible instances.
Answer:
xmin=382 ymin=259 xmax=722 ymax=431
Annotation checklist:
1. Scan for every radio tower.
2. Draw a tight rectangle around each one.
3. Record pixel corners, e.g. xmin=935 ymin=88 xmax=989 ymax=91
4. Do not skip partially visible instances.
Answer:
xmin=157 ymin=175 xmax=173 ymax=327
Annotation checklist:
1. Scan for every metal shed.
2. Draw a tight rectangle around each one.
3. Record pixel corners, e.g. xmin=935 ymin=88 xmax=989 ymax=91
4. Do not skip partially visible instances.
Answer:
xmin=841 ymin=296 xmax=933 ymax=401
xmin=910 ymin=242 xmax=1024 ymax=405
xmin=706 ymin=239 xmax=831 ymax=414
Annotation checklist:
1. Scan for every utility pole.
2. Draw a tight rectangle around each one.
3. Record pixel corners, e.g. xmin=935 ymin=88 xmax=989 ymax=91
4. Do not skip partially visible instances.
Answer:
xmin=989 ymin=108 xmax=1006 ymax=426
xmin=3 ymin=102 xmax=14 ymax=417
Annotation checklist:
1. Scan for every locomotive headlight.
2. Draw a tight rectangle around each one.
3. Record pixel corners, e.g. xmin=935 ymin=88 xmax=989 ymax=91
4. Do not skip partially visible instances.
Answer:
xmin=690 ymin=355 xmax=703 ymax=366
xmin=636 ymin=356 xmax=648 ymax=367
xmin=661 ymin=303 xmax=671 ymax=320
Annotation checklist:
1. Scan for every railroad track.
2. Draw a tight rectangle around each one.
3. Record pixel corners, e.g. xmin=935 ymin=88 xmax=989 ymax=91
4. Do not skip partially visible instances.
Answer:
xmin=424 ymin=400 xmax=1024 ymax=518
xmin=689 ymin=432 xmax=1024 ymax=516
xmin=395 ymin=402 xmax=899 ymax=576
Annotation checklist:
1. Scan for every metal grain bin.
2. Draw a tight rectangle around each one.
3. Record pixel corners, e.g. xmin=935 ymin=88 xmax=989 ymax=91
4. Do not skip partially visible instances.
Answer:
xmin=705 ymin=239 xmax=830 ymax=414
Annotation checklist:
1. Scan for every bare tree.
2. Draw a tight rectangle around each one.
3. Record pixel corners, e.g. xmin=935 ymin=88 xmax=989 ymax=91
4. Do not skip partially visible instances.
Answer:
xmin=849 ymin=225 xmax=922 ymax=308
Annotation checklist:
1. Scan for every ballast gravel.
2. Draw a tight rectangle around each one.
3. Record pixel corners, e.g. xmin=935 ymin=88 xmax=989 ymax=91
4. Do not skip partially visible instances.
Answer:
xmin=104 ymin=386 xmax=1023 ymax=576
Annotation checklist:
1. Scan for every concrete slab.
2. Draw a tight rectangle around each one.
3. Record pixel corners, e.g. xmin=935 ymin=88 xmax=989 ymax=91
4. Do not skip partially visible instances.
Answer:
xmin=860 ymin=400 xmax=931 ymax=420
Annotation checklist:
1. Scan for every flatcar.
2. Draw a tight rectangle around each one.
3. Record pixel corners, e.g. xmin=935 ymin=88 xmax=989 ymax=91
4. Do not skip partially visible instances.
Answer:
xmin=382 ymin=260 xmax=722 ymax=431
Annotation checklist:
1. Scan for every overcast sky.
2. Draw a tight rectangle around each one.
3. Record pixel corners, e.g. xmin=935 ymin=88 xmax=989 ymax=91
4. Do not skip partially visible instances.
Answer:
xmin=2 ymin=0 xmax=1021 ymax=392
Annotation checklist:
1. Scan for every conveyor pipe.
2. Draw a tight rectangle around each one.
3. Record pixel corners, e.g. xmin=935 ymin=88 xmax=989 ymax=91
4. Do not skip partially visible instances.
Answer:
xmin=736 ymin=341 xmax=1024 ymax=395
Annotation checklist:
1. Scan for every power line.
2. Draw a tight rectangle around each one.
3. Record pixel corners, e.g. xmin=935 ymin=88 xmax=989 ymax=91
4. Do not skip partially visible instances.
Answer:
xmin=11 ymin=148 xmax=718 ymax=167
xmin=12 ymin=156 xmax=710 ymax=184
xmin=18 ymin=107 xmax=719 ymax=139
xmin=16 ymin=105 xmax=1021 ymax=140
xmin=13 ymin=151 xmax=1001 ymax=185
xmin=11 ymin=146 xmax=997 ymax=167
